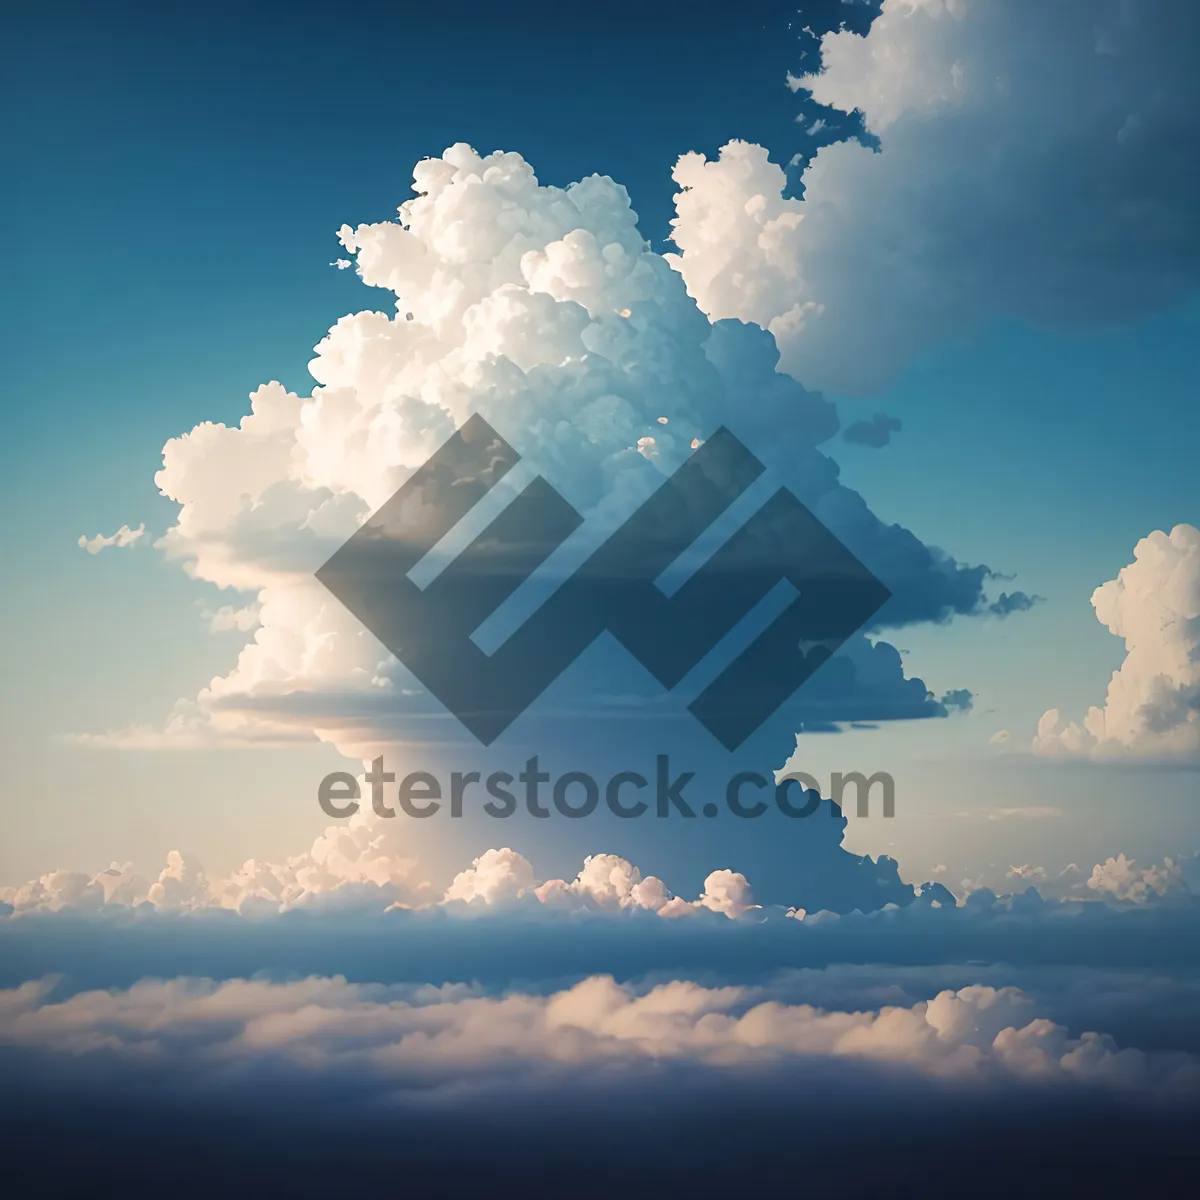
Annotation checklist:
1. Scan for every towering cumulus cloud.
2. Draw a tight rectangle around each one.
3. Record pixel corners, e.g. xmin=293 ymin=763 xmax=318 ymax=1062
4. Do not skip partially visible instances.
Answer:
xmin=668 ymin=0 xmax=1200 ymax=394
xmin=114 ymin=142 xmax=1000 ymax=756
xmin=1035 ymin=525 xmax=1200 ymax=760
xmin=76 ymin=142 xmax=1046 ymax=910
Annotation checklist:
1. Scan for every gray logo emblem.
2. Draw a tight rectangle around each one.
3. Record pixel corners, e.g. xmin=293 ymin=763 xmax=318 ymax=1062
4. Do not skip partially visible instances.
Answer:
xmin=317 ymin=414 xmax=890 ymax=749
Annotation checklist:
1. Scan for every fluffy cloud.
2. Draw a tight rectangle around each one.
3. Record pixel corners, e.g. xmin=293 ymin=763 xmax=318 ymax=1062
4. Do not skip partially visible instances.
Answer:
xmin=668 ymin=0 xmax=1200 ymax=394
xmin=1034 ymin=525 xmax=1200 ymax=759
xmin=444 ymin=847 xmax=539 ymax=906
xmin=943 ymin=852 xmax=1200 ymax=905
xmin=534 ymin=853 xmax=674 ymax=914
xmin=0 ymin=834 xmax=763 ymax=922
xmin=89 ymin=141 xmax=1013 ymax=755
xmin=535 ymin=857 xmax=760 ymax=920
xmin=7 ymin=812 xmax=1199 ymax=924
xmin=1007 ymin=864 xmax=1047 ymax=884
xmin=77 ymin=523 xmax=145 ymax=554
xmin=201 ymin=603 xmax=261 ymax=633
xmin=1087 ymin=853 xmax=1191 ymax=905
xmin=1 ymin=815 xmax=434 ymax=917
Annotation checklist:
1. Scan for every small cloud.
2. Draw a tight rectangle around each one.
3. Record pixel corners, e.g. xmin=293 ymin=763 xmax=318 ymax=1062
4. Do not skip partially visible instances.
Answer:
xmin=332 ymin=258 xmax=354 ymax=270
xmin=200 ymin=604 xmax=261 ymax=634
xmin=78 ymin=524 xmax=145 ymax=555
xmin=988 ymin=591 xmax=1043 ymax=617
xmin=988 ymin=806 xmax=1063 ymax=821
xmin=948 ymin=805 xmax=1065 ymax=821
xmin=843 ymin=412 xmax=902 ymax=448
xmin=990 ymin=729 xmax=1011 ymax=746
xmin=1087 ymin=853 xmax=1186 ymax=905
xmin=941 ymin=688 xmax=973 ymax=714
xmin=1007 ymin=864 xmax=1047 ymax=882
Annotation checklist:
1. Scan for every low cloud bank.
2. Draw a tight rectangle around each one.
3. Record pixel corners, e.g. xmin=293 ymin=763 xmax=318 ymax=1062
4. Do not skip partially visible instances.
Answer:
xmin=3 ymin=972 xmax=1195 ymax=1098
xmin=5 ymin=819 xmax=1198 ymax=923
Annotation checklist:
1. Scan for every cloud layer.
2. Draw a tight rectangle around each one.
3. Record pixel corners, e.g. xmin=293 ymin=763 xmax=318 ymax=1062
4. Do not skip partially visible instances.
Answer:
xmin=3 ymin=971 xmax=1192 ymax=1095
xmin=0 ymin=832 xmax=772 ymax=922
xmin=5 ymin=806 xmax=1197 ymax=923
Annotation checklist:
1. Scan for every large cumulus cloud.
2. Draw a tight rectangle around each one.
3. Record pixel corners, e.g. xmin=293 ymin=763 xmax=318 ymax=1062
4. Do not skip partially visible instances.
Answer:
xmin=91 ymin=142 xmax=1011 ymax=755
xmin=668 ymin=0 xmax=1200 ymax=394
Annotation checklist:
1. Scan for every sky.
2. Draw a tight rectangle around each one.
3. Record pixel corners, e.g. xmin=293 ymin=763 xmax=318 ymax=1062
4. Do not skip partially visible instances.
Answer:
xmin=4 ymin=0 xmax=1197 ymax=886
xmin=3 ymin=0 xmax=1200 ymax=1188
xmin=3 ymin=0 xmax=883 ymax=878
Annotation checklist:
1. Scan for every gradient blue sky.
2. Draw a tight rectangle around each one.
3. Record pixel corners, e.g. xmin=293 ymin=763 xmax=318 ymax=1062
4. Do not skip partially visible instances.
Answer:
xmin=3 ymin=0 xmax=1199 ymax=887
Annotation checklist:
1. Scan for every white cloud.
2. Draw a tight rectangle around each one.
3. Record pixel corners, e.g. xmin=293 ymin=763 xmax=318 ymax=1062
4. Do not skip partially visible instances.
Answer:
xmin=145 ymin=850 xmax=211 ymax=911
xmin=1 ymin=811 xmax=436 ymax=916
xmin=1008 ymin=864 xmax=1047 ymax=883
xmin=77 ymin=523 xmax=145 ymax=554
xmin=10 ymin=818 xmax=1197 ymax=920
xmin=986 ymin=807 xmax=1063 ymax=822
xmin=908 ymin=852 xmax=1200 ymax=905
xmin=1034 ymin=525 xmax=1200 ymax=760
xmin=667 ymin=0 xmax=1200 ymax=394
xmin=691 ymin=868 xmax=759 ymax=920
xmin=88 ymin=141 xmax=997 ymax=754
xmin=947 ymin=805 xmax=1063 ymax=822
xmin=535 ymin=852 xmax=672 ymax=914
xmin=444 ymin=847 xmax=538 ymax=906
xmin=0 ymin=832 xmax=760 ymax=921
xmin=201 ymin=603 xmax=261 ymax=633
xmin=1087 ymin=853 xmax=1188 ymax=905
xmin=446 ymin=851 xmax=759 ymax=921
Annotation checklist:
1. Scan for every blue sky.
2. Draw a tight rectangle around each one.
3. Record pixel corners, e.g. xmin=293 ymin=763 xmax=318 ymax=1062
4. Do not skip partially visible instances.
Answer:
xmin=5 ymin=0 xmax=866 ymax=878
xmin=4 ymin=0 xmax=1200 ymax=889
xmin=6 ymin=1 xmax=1200 ymax=1189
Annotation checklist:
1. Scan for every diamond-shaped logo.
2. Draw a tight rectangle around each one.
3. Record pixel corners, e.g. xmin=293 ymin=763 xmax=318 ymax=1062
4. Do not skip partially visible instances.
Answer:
xmin=317 ymin=415 xmax=890 ymax=749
